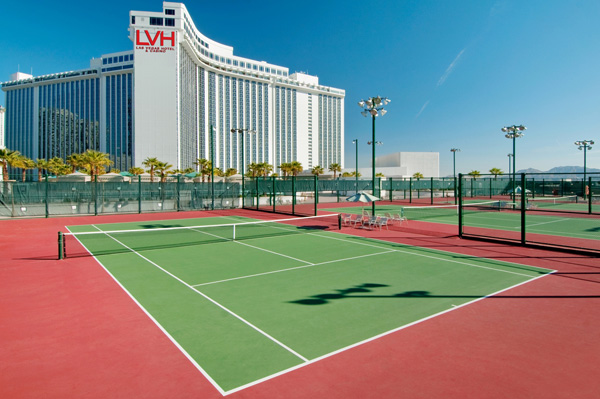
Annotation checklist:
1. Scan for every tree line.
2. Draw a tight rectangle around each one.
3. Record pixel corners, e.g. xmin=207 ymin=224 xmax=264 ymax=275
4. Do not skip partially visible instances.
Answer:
xmin=0 ymin=148 xmax=346 ymax=183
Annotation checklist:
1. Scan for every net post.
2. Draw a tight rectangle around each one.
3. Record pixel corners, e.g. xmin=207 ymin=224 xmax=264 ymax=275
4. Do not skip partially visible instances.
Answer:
xmin=58 ymin=231 xmax=64 ymax=260
xmin=338 ymin=213 xmax=342 ymax=230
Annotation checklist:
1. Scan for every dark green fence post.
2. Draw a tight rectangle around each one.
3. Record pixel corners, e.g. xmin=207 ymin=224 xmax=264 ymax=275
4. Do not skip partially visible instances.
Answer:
xmin=292 ymin=176 xmax=296 ymax=215
xmin=521 ymin=173 xmax=526 ymax=245
xmin=94 ymin=175 xmax=98 ymax=216
xmin=272 ymin=176 xmax=276 ymax=212
xmin=561 ymin=178 xmax=564 ymax=196
xmin=588 ymin=176 xmax=593 ymax=214
xmin=255 ymin=178 xmax=259 ymax=210
xmin=314 ymin=175 xmax=318 ymax=216
xmin=389 ymin=177 xmax=393 ymax=202
xmin=176 ymin=175 xmax=181 ymax=211
xmin=45 ymin=175 xmax=49 ymax=218
xmin=430 ymin=177 xmax=434 ymax=205
xmin=409 ymin=178 xmax=413 ymax=203
xmin=489 ymin=178 xmax=493 ymax=199
xmin=458 ymin=174 xmax=464 ymax=237
xmin=336 ymin=178 xmax=340 ymax=203
xmin=138 ymin=175 xmax=142 ymax=213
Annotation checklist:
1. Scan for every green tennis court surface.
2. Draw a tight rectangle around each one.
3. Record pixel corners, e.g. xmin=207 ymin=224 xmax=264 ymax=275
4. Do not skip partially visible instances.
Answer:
xmin=67 ymin=216 xmax=553 ymax=394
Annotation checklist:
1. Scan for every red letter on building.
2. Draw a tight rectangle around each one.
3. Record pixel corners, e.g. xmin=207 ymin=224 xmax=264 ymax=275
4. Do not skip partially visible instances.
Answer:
xmin=136 ymin=30 xmax=149 ymax=45
xmin=161 ymin=31 xmax=176 ymax=47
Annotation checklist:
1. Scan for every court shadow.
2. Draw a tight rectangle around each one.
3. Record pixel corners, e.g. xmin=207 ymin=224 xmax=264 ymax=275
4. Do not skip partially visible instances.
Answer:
xmin=289 ymin=283 xmax=390 ymax=305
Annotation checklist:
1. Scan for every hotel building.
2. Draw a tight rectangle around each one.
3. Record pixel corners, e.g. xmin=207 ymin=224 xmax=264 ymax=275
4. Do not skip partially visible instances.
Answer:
xmin=1 ymin=2 xmax=345 ymax=175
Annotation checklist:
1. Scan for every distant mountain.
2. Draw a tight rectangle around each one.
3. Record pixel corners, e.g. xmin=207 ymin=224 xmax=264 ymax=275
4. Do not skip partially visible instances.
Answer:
xmin=516 ymin=166 xmax=600 ymax=177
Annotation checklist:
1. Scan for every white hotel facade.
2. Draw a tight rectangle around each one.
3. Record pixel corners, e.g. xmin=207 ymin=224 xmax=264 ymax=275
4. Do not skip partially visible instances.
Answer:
xmin=1 ymin=2 xmax=345 ymax=175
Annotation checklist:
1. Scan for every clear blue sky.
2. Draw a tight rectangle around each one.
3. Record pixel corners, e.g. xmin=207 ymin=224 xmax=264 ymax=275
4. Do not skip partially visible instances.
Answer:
xmin=1 ymin=0 xmax=599 ymax=176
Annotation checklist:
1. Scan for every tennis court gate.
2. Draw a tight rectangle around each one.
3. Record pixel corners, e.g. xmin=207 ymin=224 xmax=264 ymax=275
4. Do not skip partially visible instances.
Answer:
xmin=458 ymin=172 xmax=600 ymax=254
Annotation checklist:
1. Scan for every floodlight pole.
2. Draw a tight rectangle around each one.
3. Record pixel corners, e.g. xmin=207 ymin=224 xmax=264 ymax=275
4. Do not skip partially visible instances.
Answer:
xmin=359 ymin=96 xmax=390 ymax=215
xmin=575 ymin=140 xmax=594 ymax=199
xmin=502 ymin=125 xmax=526 ymax=203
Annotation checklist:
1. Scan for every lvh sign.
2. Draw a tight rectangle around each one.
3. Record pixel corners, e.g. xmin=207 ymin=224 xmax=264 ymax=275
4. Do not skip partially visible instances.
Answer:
xmin=136 ymin=30 xmax=176 ymax=53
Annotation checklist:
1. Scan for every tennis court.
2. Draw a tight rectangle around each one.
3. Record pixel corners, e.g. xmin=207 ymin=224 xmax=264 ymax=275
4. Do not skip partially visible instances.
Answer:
xmin=64 ymin=214 xmax=553 ymax=394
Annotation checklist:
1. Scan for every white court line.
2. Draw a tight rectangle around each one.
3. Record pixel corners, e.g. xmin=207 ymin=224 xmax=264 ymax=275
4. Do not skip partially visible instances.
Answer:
xmin=90 ymin=224 xmax=310 ymax=366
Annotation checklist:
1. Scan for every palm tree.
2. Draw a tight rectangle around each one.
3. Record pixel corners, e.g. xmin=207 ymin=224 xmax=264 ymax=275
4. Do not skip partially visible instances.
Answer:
xmin=0 ymin=148 xmax=21 ymax=181
xmin=329 ymin=163 xmax=342 ymax=179
xmin=311 ymin=165 xmax=324 ymax=176
xmin=154 ymin=161 xmax=173 ymax=182
xmin=489 ymin=168 xmax=503 ymax=179
xmin=81 ymin=149 xmax=113 ymax=180
xmin=13 ymin=155 xmax=36 ymax=182
xmin=128 ymin=166 xmax=144 ymax=176
xmin=290 ymin=161 xmax=303 ymax=176
xmin=36 ymin=159 xmax=50 ymax=181
xmin=194 ymin=158 xmax=210 ymax=182
xmin=376 ymin=172 xmax=385 ymax=178
xmin=341 ymin=172 xmax=353 ymax=178
xmin=142 ymin=157 xmax=160 ymax=182
xmin=47 ymin=157 xmax=70 ymax=176
xmin=224 ymin=168 xmax=237 ymax=181
xmin=258 ymin=162 xmax=273 ymax=177
xmin=468 ymin=170 xmax=481 ymax=179
xmin=413 ymin=172 xmax=424 ymax=179
xmin=201 ymin=160 xmax=213 ymax=182
xmin=247 ymin=162 xmax=260 ymax=178
xmin=66 ymin=153 xmax=85 ymax=173
xmin=279 ymin=162 xmax=292 ymax=178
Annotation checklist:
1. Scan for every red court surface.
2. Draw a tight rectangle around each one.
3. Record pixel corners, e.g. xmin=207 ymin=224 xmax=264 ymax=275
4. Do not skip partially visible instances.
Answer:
xmin=1 ymin=208 xmax=599 ymax=398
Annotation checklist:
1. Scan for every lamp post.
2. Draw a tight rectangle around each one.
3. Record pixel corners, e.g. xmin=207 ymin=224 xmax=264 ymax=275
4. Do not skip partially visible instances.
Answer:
xmin=501 ymin=125 xmax=526 ymax=202
xmin=359 ymin=96 xmax=390 ymax=215
xmin=352 ymin=139 xmax=359 ymax=193
xmin=451 ymin=148 xmax=460 ymax=204
xmin=231 ymin=128 xmax=256 ymax=204
xmin=574 ymin=139 xmax=594 ymax=199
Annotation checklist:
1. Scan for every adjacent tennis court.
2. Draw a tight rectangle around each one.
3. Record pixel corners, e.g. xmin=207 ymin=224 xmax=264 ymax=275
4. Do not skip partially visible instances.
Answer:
xmin=64 ymin=214 xmax=553 ymax=394
xmin=325 ymin=201 xmax=600 ymax=242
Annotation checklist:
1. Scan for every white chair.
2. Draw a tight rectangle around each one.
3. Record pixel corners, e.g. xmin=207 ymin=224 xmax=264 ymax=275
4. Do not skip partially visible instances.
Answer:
xmin=341 ymin=213 xmax=353 ymax=226
xmin=384 ymin=212 xmax=393 ymax=224
xmin=377 ymin=217 xmax=390 ymax=230
xmin=366 ymin=216 xmax=380 ymax=230
xmin=353 ymin=214 xmax=365 ymax=228
xmin=392 ymin=213 xmax=407 ymax=224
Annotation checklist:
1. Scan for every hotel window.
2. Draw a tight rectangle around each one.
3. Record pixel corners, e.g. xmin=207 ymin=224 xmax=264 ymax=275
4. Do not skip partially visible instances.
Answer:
xmin=165 ymin=9 xmax=175 ymax=15
xmin=150 ymin=17 xmax=163 ymax=26
xmin=119 ymin=56 xmax=123 ymax=63
xmin=131 ymin=16 xmax=135 ymax=24
xmin=103 ymin=58 xmax=108 ymax=65
xmin=165 ymin=18 xmax=175 ymax=27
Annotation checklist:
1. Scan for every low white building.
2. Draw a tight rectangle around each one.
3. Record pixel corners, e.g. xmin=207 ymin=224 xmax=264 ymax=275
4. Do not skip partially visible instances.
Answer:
xmin=346 ymin=151 xmax=439 ymax=178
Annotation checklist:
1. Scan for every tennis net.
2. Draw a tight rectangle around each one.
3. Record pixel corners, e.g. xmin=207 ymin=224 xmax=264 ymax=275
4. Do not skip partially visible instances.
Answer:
xmin=400 ymin=201 xmax=511 ymax=222
xmin=59 ymin=214 xmax=341 ymax=259
xmin=527 ymin=195 xmax=578 ymax=208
